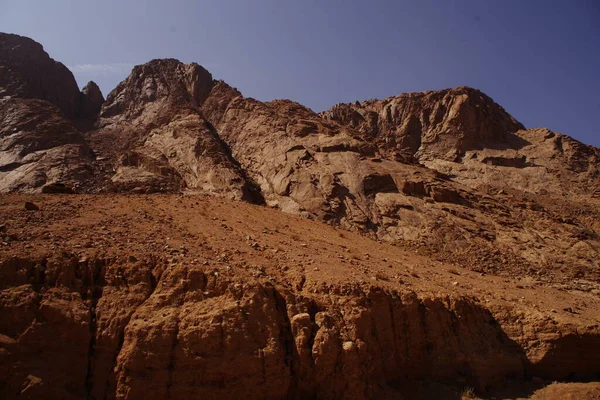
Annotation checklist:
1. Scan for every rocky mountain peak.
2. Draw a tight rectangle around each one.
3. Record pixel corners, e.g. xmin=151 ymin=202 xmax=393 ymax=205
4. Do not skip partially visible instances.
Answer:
xmin=321 ymin=86 xmax=525 ymax=162
xmin=99 ymin=59 xmax=213 ymax=123
xmin=82 ymin=81 xmax=104 ymax=104
xmin=87 ymin=58 xmax=260 ymax=200
xmin=0 ymin=32 xmax=83 ymax=119
xmin=0 ymin=32 xmax=46 ymax=61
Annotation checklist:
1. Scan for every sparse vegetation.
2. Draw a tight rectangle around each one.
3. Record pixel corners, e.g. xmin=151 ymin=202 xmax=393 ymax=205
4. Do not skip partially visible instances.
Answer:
xmin=461 ymin=386 xmax=477 ymax=399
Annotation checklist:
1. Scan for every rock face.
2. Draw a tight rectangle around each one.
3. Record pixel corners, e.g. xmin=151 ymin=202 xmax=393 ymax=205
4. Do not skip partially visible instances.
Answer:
xmin=202 ymin=81 xmax=600 ymax=285
xmin=321 ymin=88 xmax=599 ymax=196
xmin=203 ymin=89 xmax=377 ymax=220
xmin=320 ymin=87 xmax=525 ymax=162
xmin=87 ymin=59 xmax=261 ymax=200
xmin=0 ymin=33 xmax=101 ymax=193
xmin=0 ymin=98 xmax=93 ymax=192
xmin=424 ymin=127 xmax=600 ymax=197
xmin=0 ymin=32 xmax=101 ymax=121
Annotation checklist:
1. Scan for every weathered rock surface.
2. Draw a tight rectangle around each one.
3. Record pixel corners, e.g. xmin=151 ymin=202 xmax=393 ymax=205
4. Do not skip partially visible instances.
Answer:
xmin=0 ymin=34 xmax=102 ymax=193
xmin=203 ymin=81 xmax=600 ymax=287
xmin=87 ymin=59 xmax=261 ymax=200
xmin=0 ymin=33 xmax=82 ymax=119
xmin=321 ymin=88 xmax=599 ymax=196
xmin=425 ymin=127 xmax=600 ymax=197
xmin=0 ymin=33 xmax=103 ymax=123
xmin=0 ymin=98 xmax=93 ymax=192
xmin=320 ymin=87 xmax=525 ymax=162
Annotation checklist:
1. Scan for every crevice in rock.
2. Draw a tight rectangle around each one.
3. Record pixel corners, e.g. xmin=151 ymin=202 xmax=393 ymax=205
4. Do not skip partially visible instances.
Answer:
xmin=84 ymin=285 xmax=103 ymax=399
xmin=165 ymin=314 xmax=180 ymax=400
xmin=272 ymin=289 xmax=294 ymax=371
xmin=387 ymin=293 xmax=403 ymax=377
xmin=101 ymin=263 xmax=161 ymax=400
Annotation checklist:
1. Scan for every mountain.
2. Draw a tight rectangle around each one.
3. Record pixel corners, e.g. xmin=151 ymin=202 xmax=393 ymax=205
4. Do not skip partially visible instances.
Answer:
xmin=200 ymin=80 xmax=600 ymax=287
xmin=1 ymin=33 xmax=599 ymax=400
xmin=0 ymin=33 xmax=103 ymax=192
xmin=320 ymin=86 xmax=525 ymax=163
xmin=0 ymin=33 xmax=102 ymax=122
xmin=321 ymin=89 xmax=600 ymax=196
xmin=86 ymin=59 xmax=261 ymax=201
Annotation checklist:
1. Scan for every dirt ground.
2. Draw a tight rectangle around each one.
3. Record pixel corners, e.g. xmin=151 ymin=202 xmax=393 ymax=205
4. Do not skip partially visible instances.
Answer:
xmin=1 ymin=194 xmax=599 ymax=399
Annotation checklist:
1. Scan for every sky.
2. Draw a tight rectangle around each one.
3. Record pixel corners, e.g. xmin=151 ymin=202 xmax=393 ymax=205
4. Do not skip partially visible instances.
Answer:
xmin=1 ymin=0 xmax=599 ymax=147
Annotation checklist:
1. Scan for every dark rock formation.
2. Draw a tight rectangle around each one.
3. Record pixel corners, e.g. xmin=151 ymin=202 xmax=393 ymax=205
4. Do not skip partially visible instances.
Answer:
xmin=80 ymin=81 xmax=105 ymax=120
xmin=0 ymin=33 xmax=82 ymax=119
xmin=0 ymin=98 xmax=93 ymax=192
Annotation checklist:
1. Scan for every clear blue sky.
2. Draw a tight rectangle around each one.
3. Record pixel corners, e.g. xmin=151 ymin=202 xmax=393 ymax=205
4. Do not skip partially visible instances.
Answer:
xmin=1 ymin=0 xmax=599 ymax=146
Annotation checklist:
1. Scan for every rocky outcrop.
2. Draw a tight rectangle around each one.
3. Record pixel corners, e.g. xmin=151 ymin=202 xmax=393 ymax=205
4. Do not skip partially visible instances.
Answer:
xmin=88 ymin=59 xmax=261 ymax=200
xmin=0 ymin=33 xmax=83 ymax=119
xmin=98 ymin=59 xmax=212 ymax=124
xmin=0 ymin=253 xmax=587 ymax=399
xmin=0 ymin=255 xmax=524 ymax=399
xmin=421 ymin=128 xmax=600 ymax=197
xmin=202 ymin=81 xmax=600 ymax=285
xmin=0 ymin=98 xmax=93 ymax=192
xmin=203 ymin=86 xmax=381 ymax=224
xmin=80 ymin=81 xmax=105 ymax=121
xmin=0 ymin=32 xmax=105 ymax=125
xmin=320 ymin=86 xmax=599 ymax=197
xmin=320 ymin=86 xmax=525 ymax=162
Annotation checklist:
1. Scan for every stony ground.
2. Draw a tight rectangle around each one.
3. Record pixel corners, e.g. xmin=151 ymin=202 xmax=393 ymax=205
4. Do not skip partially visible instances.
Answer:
xmin=1 ymin=194 xmax=599 ymax=399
